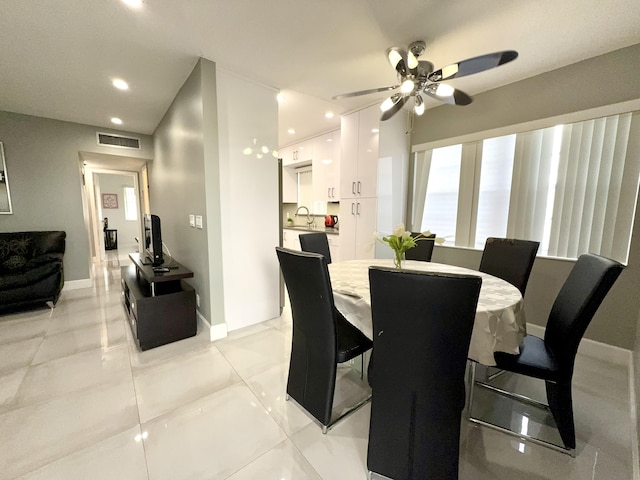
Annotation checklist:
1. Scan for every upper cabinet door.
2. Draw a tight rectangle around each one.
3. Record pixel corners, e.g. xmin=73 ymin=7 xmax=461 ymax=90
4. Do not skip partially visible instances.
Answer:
xmin=356 ymin=105 xmax=380 ymax=198
xmin=340 ymin=111 xmax=359 ymax=198
xmin=313 ymin=130 xmax=341 ymax=204
xmin=281 ymin=141 xmax=315 ymax=167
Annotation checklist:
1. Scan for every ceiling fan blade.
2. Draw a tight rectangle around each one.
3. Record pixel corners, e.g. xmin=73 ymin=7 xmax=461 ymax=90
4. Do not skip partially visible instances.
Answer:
xmin=428 ymin=50 xmax=518 ymax=82
xmin=423 ymin=85 xmax=473 ymax=106
xmin=380 ymin=95 xmax=408 ymax=121
xmin=332 ymin=85 xmax=399 ymax=100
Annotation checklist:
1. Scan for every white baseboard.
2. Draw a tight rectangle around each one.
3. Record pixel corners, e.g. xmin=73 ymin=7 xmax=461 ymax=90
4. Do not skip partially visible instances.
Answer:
xmin=527 ymin=323 xmax=631 ymax=366
xmin=63 ymin=278 xmax=93 ymax=290
xmin=196 ymin=311 xmax=227 ymax=341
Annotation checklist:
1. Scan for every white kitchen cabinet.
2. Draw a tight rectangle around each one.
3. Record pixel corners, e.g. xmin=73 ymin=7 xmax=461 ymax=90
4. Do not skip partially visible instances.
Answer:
xmin=340 ymin=105 xmax=380 ymax=199
xmin=338 ymin=103 xmax=409 ymax=261
xmin=327 ymin=234 xmax=340 ymax=262
xmin=282 ymin=229 xmax=301 ymax=250
xmin=339 ymin=197 xmax=377 ymax=260
xmin=281 ymin=140 xmax=314 ymax=167
xmin=313 ymin=130 xmax=341 ymax=203
xmin=281 ymin=165 xmax=297 ymax=203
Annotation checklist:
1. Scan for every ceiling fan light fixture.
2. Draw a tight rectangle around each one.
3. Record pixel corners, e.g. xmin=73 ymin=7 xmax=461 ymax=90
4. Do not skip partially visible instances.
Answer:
xmin=400 ymin=79 xmax=415 ymax=94
xmin=380 ymin=93 xmax=402 ymax=112
xmin=414 ymin=95 xmax=425 ymax=116
xmin=435 ymin=83 xmax=455 ymax=97
xmin=388 ymin=49 xmax=403 ymax=70
xmin=407 ymin=51 xmax=419 ymax=70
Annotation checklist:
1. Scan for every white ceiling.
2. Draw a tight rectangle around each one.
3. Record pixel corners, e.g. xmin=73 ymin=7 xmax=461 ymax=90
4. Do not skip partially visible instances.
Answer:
xmin=1 ymin=0 xmax=639 ymax=148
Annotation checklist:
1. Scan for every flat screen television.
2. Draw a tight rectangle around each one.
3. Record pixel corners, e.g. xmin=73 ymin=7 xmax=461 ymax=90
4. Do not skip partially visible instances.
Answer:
xmin=143 ymin=214 xmax=164 ymax=266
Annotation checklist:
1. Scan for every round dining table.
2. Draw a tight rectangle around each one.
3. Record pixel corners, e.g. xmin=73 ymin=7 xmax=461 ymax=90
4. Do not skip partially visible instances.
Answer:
xmin=328 ymin=258 xmax=526 ymax=366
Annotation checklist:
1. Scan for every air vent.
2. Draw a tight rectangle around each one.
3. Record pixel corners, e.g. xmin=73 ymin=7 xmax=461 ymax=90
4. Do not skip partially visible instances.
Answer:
xmin=97 ymin=132 xmax=140 ymax=149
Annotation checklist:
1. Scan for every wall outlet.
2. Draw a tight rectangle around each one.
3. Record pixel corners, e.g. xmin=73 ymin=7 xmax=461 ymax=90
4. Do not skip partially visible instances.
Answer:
xmin=196 ymin=293 xmax=200 ymax=307
xmin=189 ymin=214 xmax=195 ymax=227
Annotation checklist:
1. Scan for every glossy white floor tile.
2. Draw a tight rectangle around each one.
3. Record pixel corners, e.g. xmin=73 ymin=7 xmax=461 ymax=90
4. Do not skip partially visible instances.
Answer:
xmin=15 ymin=426 xmax=148 ymax=480
xmin=32 ymin=319 xmax=127 ymax=365
xmin=141 ymin=383 xmax=287 ymax=480
xmin=0 ymin=251 xmax=636 ymax=479
xmin=226 ymin=439 xmax=322 ymax=480
xmin=133 ymin=345 xmax=241 ymax=423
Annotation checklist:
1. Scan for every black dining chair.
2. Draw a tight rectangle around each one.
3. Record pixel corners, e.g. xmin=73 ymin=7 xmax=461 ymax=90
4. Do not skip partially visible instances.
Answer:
xmin=478 ymin=237 xmax=540 ymax=296
xmin=299 ymin=232 xmax=332 ymax=264
xmin=469 ymin=253 xmax=624 ymax=455
xmin=367 ymin=266 xmax=482 ymax=480
xmin=404 ymin=232 xmax=436 ymax=262
xmin=275 ymin=247 xmax=372 ymax=433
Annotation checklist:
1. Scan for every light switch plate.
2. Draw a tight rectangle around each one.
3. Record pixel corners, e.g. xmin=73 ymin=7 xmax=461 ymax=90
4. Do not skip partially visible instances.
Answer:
xmin=195 ymin=215 xmax=203 ymax=229
xmin=189 ymin=214 xmax=195 ymax=227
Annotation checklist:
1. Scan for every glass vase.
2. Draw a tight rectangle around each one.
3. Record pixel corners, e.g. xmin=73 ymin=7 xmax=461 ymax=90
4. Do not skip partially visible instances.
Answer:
xmin=393 ymin=250 xmax=404 ymax=269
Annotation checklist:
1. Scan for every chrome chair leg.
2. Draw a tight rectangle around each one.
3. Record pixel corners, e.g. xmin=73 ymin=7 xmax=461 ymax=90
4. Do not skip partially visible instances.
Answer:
xmin=467 ymin=361 xmax=575 ymax=457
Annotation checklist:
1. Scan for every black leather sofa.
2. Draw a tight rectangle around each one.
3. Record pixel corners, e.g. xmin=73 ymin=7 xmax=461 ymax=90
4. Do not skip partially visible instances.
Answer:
xmin=0 ymin=231 xmax=66 ymax=312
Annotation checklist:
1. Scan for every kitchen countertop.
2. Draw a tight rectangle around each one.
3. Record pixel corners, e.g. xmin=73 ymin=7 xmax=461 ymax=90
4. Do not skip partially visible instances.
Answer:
xmin=283 ymin=224 xmax=339 ymax=235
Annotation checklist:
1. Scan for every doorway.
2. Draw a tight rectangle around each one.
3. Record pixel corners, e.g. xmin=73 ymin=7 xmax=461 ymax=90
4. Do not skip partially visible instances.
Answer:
xmin=79 ymin=152 xmax=149 ymax=264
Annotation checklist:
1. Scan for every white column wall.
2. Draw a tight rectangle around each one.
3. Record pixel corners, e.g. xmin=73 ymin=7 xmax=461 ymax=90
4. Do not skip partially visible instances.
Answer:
xmin=214 ymin=68 xmax=280 ymax=331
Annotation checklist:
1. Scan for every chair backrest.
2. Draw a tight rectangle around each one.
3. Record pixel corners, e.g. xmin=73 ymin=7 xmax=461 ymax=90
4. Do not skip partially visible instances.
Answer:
xmin=298 ymin=232 xmax=332 ymax=264
xmin=545 ymin=253 xmax=623 ymax=376
xmin=367 ymin=266 xmax=482 ymax=480
xmin=404 ymin=232 xmax=436 ymax=262
xmin=275 ymin=247 xmax=337 ymax=424
xmin=479 ymin=237 xmax=540 ymax=296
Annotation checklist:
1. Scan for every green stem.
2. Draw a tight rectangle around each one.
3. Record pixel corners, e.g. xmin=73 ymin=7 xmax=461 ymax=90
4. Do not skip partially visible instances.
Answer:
xmin=394 ymin=249 xmax=403 ymax=269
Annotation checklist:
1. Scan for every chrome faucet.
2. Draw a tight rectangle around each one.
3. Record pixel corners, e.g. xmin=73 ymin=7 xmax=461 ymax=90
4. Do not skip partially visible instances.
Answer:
xmin=295 ymin=205 xmax=314 ymax=227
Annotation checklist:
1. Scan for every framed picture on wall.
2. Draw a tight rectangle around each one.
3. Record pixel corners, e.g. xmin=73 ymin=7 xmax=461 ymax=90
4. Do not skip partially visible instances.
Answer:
xmin=102 ymin=193 xmax=118 ymax=209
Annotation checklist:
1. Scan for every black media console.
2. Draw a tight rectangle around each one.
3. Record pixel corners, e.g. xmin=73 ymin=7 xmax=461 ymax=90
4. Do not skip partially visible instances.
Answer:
xmin=121 ymin=253 xmax=196 ymax=351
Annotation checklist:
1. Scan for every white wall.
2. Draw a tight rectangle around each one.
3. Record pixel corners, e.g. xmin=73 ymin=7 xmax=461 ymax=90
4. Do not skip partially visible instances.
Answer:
xmin=215 ymin=67 xmax=280 ymax=331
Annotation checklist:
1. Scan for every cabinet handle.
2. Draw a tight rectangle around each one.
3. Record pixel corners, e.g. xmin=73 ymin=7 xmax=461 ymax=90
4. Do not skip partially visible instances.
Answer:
xmin=356 ymin=202 xmax=361 ymax=215
xmin=328 ymin=187 xmax=331 ymax=198
xmin=357 ymin=181 xmax=361 ymax=194
xmin=352 ymin=182 xmax=356 ymax=195
xmin=351 ymin=202 xmax=355 ymax=215
xmin=331 ymin=187 xmax=335 ymax=198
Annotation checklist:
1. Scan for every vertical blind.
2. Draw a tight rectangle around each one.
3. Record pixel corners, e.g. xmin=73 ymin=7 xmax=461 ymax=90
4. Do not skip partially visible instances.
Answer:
xmin=296 ymin=167 xmax=313 ymax=210
xmin=411 ymin=111 xmax=640 ymax=263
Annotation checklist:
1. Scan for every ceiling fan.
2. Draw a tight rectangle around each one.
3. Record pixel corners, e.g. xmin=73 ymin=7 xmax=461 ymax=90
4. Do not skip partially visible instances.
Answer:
xmin=332 ymin=41 xmax=518 ymax=121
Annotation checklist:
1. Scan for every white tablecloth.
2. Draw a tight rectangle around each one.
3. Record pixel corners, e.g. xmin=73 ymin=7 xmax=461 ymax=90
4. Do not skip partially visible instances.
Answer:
xmin=328 ymin=259 xmax=526 ymax=366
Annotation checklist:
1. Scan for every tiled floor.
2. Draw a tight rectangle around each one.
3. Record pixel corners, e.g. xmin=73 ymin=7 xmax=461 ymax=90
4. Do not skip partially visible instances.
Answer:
xmin=0 ymin=251 xmax=636 ymax=479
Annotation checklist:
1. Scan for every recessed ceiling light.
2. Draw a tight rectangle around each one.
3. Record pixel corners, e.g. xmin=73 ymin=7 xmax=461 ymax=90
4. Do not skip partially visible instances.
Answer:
xmin=325 ymin=112 xmax=334 ymax=119
xmin=371 ymin=128 xmax=379 ymax=133
xmin=112 ymin=78 xmax=129 ymax=90
xmin=111 ymin=117 xmax=123 ymax=125
xmin=122 ymin=0 xmax=143 ymax=8
xmin=277 ymin=93 xmax=285 ymax=102
xmin=287 ymin=129 xmax=295 ymax=134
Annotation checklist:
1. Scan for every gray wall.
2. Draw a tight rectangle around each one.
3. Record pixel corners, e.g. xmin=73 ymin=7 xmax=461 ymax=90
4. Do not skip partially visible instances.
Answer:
xmin=0 ymin=111 xmax=153 ymax=281
xmin=151 ymin=60 xmax=216 ymax=323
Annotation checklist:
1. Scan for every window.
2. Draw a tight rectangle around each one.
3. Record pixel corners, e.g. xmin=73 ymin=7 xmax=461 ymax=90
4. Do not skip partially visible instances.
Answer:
xmin=296 ymin=167 xmax=313 ymax=210
xmin=474 ymin=135 xmax=515 ymax=248
xmin=410 ymin=111 xmax=640 ymax=263
xmin=419 ymin=145 xmax=461 ymax=243
xmin=123 ymin=187 xmax=137 ymax=221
